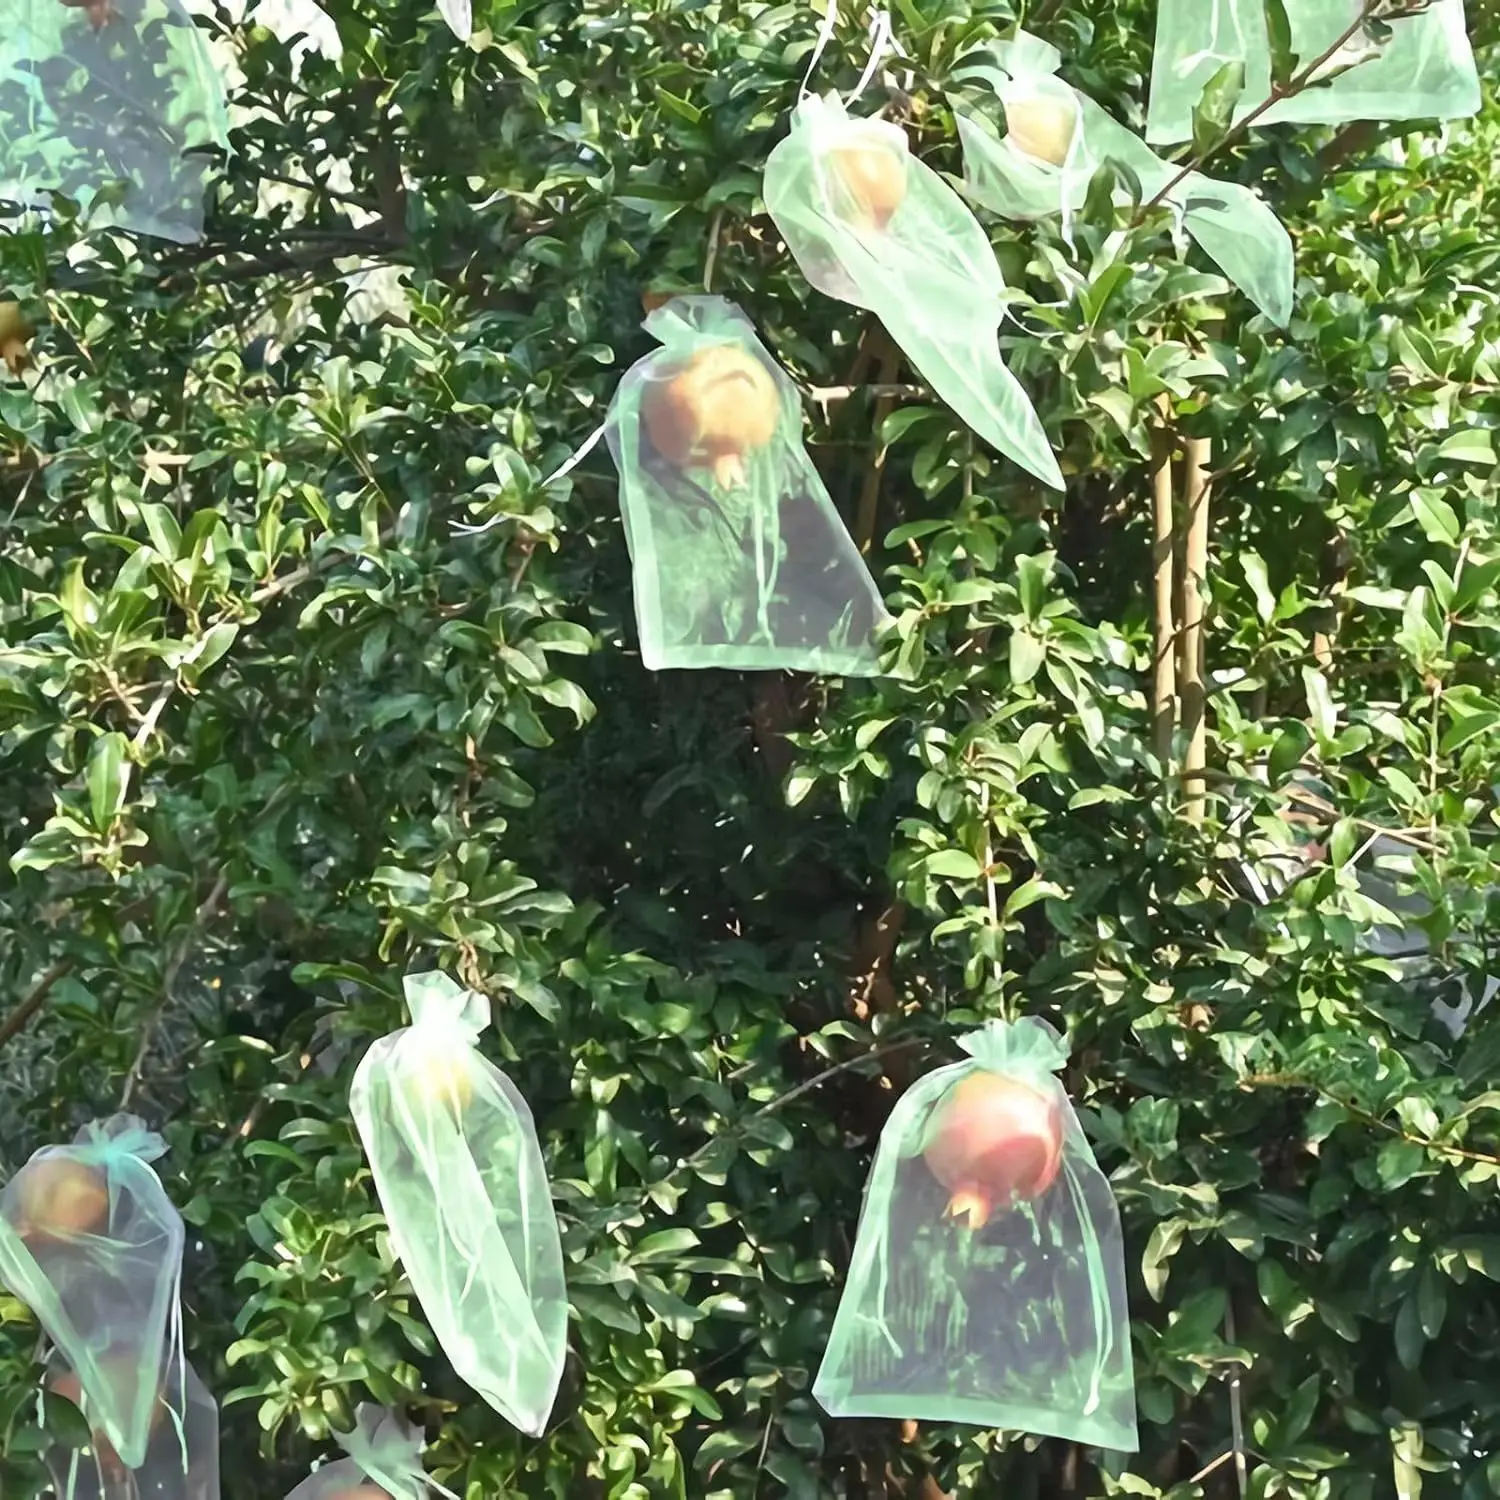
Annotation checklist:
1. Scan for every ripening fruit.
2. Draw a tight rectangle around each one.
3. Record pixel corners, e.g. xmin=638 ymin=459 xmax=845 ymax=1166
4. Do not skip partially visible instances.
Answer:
xmin=641 ymin=343 xmax=781 ymax=490
xmin=1003 ymin=90 xmax=1080 ymax=167
xmin=922 ymin=1069 xmax=1065 ymax=1230
xmin=0 ymin=301 xmax=33 ymax=376
xmin=12 ymin=1157 xmax=109 ymax=1240
xmin=324 ymin=1488 xmax=395 ymax=1500
xmin=404 ymin=1033 xmax=475 ymax=1114
xmin=826 ymin=141 xmax=908 ymax=230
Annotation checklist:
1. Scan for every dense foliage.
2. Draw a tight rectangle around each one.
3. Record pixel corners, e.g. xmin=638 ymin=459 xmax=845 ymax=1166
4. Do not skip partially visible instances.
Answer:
xmin=2 ymin=0 xmax=1500 ymax=1496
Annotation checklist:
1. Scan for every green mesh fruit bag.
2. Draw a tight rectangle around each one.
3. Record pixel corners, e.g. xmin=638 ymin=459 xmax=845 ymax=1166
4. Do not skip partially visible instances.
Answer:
xmin=1146 ymin=0 xmax=1480 ymax=144
xmin=0 ymin=0 xmax=230 ymax=241
xmin=603 ymin=293 xmax=888 ymax=674
xmin=0 ymin=1115 xmax=186 ymax=1472
xmin=283 ymin=1403 xmax=458 ymax=1500
xmin=763 ymin=92 xmax=1062 ymax=491
xmin=954 ymin=33 xmax=1293 ymax=326
xmin=349 ymin=972 xmax=567 ymax=1436
xmin=814 ymin=1018 xmax=1137 ymax=1449
xmin=45 ymin=1350 xmax=217 ymax=1500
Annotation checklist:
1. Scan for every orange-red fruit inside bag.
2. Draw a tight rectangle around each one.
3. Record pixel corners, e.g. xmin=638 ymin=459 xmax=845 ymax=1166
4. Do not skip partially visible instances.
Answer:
xmin=826 ymin=142 xmax=908 ymax=229
xmin=14 ymin=1158 xmax=109 ymax=1240
xmin=1003 ymin=92 xmax=1079 ymax=167
xmin=641 ymin=344 xmax=781 ymax=490
xmin=921 ymin=1070 xmax=1065 ymax=1229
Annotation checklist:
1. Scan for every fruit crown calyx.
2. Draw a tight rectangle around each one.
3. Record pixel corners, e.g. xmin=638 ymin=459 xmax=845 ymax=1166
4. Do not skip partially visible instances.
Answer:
xmin=402 ymin=971 xmax=488 ymax=1047
xmin=957 ymin=1015 xmax=1069 ymax=1082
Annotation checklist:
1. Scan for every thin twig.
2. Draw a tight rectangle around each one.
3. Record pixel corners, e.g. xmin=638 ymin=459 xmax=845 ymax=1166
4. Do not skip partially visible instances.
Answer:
xmin=1243 ymin=1072 xmax=1500 ymax=1168
xmin=250 ymin=526 xmax=398 ymax=606
xmin=131 ymin=677 xmax=177 ymax=752
xmin=119 ymin=870 xmax=230 ymax=1109
xmin=1134 ymin=0 xmax=1389 ymax=222
xmin=806 ymin=382 xmax=925 ymax=404
xmin=1225 ymin=1297 xmax=1248 ymax=1497
xmin=703 ymin=207 xmax=725 ymax=295
xmin=236 ymin=1037 xmax=327 ymax=1139
xmin=252 ymin=168 xmax=380 ymax=212
xmin=665 ymin=1038 xmax=920 ymax=1189
xmin=0 ymin=961 xmax=75 ymax=1051
xmin=854 ymin=330 xmax=901 ymax=552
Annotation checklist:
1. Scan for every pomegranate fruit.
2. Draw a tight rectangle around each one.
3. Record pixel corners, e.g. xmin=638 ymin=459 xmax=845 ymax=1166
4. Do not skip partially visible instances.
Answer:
xmin=826 ymin=141 xmax=908 ymax=229
xmin=12 ymin=1157 xmax=109 ymax=1240
xmin=641 ymin=343 xmax=781 ymax=490
xmin=1003 ymin=90 xmax=1079 ymax=167
xmin=0 ymin=301 xmax=31 ymax=376
xmin=921 ymin=1069 xmax=1065 ymax=1230
xmin=404 ymin=1034 xmax=475 ymax=1113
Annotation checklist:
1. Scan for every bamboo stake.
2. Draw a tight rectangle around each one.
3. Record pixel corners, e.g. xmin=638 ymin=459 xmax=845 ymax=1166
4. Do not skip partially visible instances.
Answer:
xmin=1180 ymin=436 xmax=1212 ymax=824
xmin=1150 ymin=404 xmax=1178 ymax=772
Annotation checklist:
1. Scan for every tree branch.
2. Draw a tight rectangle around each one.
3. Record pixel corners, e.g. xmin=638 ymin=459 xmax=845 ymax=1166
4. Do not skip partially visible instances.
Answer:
xmin=119 ymin=870 xmax=230 ymax=1109
xmin=0 ymin=961 xmax=75 ymax=1052
xmin=1134 ymin=0 xmax=1389 ymax=223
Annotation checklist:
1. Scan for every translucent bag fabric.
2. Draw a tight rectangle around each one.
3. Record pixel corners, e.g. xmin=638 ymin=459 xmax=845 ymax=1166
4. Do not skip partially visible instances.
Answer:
xmin=283 ymin=1403 xmax=457 ymax=1500
xmin=954 ymin=34 xmax=1293 ymax=327
xmin=763 ymin=92 xmax=1063 ymax=491
xmin=0 ymin=1115 xmax=185 ymax=1470
xmin=45 ymin=1350 xmax=218 ymax=1500
xmin=1146 ymin=0 xmax=1480 ymax=144
xmin=0 ymin=0 xmax=230 ymax=242
xmin=602 ymin=293 xmax=888 ymax=674
xmin=814 ymin=1018 xmax=1137 ymax=1449
xmin=349 ymin=973 xmax=567 ymax=1436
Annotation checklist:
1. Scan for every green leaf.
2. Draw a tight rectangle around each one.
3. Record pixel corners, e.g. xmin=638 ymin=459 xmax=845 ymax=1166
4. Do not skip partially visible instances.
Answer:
xmin=1394 ymin=1294 xmax=1425 ymax=1370
xmin=1410 ymin=491 xmax=1461 ymax=545
xmin=655 ymin=87 xmax=703 ymax=124
xmin=925 ymin=849 xmax=982 ymax=881
xmin=630 ymin=1228 xmax=701 ymax=1263
xmin=1436 ymin=429 xmax=1495 ymax=466
xmin=87 ymin=732 xmax=130 ymax=832
xmin=1392 ymin=1423 xmax=1423 ymax=1500
xmin=1142 ymin=1218 xmax=1186 ymax=1301
xmin=1009 ymin=628 xmax=1045 ymax=685
xmin=694 ymin=1429 xmax=761 ymax=1474
xmin=1191 ymin=61 xmax=1246 ymax=156
xmin=1269 ymin=721 xmax=1312 ymax=780
xmin=1417 ymin=1264 xmax=1446 ymax=1339
xmin=1262 ymin=0 xmax=1299 ymax=87
xmin=1440 ymin=710 xmax=1500 ymax=754
xmin=1241 ymin=550 xmax=1275 ymax=623
xmin=139 ymin=502 xmax=183 ymax=561
xmin=1301 ymin=667 xmax=1337 ymax=740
